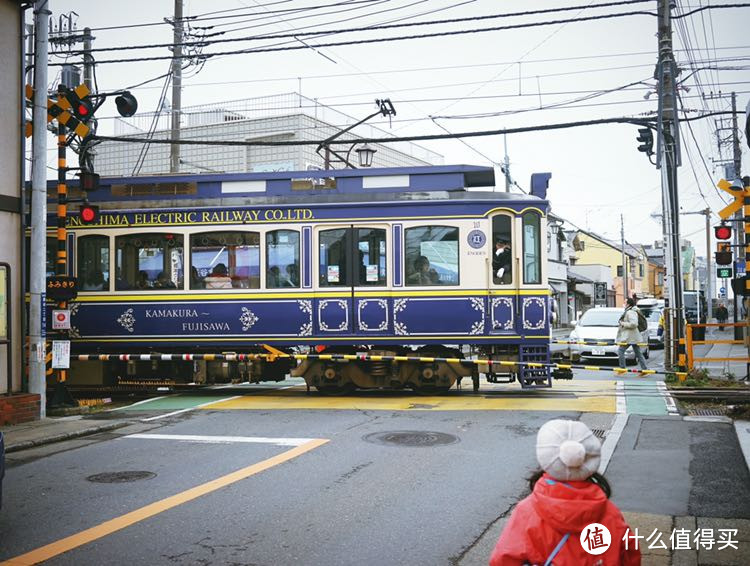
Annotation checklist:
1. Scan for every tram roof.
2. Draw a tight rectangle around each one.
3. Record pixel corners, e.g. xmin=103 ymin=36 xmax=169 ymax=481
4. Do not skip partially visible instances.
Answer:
xmin=49 ymin=164 xmax=508 ymax=203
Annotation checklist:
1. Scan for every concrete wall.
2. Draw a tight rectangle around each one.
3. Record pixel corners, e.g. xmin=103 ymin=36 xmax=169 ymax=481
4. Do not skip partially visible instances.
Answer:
xmin=0 ymin=0 xmax=23 ymax=394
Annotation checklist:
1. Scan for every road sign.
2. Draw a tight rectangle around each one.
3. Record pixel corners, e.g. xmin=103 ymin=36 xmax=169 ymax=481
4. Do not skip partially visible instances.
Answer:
xmin=51 ymin=340 xmax=70 ymax=369
xmin=717 ymin=268 xmax=733 ymax=279
xmin=46 ymin=276 xmax=78 ymax=301
xmin=51 ymin=309 xmax=71 ymax=330
xmin=717 ymin=178 xmax=748 ymax=220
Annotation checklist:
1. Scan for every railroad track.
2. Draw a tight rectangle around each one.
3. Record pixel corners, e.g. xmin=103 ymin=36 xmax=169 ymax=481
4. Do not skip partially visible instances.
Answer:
xmin=668 ymin=387 xmax=750 ymax=402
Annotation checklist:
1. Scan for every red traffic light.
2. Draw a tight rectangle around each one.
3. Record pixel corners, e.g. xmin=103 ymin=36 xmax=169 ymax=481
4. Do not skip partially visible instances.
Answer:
xmin=714 ymin=225 xmax=732 ymax=240
xmin=79 ymin=204 xmax=99 ymax=224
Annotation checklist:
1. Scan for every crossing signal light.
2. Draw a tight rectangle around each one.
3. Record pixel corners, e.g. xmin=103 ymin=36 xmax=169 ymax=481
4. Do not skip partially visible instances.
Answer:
xmin=79 ymin=204 xmax=99 ymax=225
xmin=66 ymin=88 xmax=95 ymax=124
xmin=115 ymin=91 xmax=138 ymax=117
xmin=714 ymin=224 xmax=732 ymax=240
xmin=715 ymin=242 xmax=732 ymax=265
xmin=80 ymin=171 xmax=100 ymax=191
xmin=636 ymin=127 xmax=654 ymax=156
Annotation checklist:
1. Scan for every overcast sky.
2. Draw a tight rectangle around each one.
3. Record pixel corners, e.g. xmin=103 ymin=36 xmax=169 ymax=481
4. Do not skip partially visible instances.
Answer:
xmin=35 ymin=0 xmax=749 ymax=259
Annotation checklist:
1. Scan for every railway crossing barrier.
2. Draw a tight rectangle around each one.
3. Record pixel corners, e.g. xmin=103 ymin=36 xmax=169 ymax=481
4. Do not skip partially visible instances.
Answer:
xmin=71 ymin=351 xmax=687 ymax=380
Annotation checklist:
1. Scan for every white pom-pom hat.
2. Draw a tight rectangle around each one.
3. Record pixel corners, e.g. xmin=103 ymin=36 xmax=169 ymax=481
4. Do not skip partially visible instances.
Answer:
xmin=536 ymin=419 xmax=601 ymax=481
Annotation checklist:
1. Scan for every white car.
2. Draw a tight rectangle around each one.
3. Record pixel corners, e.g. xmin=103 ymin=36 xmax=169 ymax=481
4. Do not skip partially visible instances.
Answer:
xmin=568 ymin=307 xmax=650 ymax=363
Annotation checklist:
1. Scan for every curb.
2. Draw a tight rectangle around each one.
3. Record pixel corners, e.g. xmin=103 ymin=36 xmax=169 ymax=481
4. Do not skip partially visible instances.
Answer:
xmin=5 ymin=421 xmax=131 ymax=453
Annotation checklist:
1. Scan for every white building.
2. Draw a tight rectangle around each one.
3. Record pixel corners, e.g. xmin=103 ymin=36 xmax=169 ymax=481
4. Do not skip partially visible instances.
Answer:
xmin=93 ymin=93 xmax=442 ymax=177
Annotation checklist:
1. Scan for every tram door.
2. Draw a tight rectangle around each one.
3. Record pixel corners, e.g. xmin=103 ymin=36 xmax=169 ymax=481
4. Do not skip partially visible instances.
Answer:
xmin=488 ymin=213 xmax=517 ymax=335
xmin=316 ymin=226 xmax=389 ymax=336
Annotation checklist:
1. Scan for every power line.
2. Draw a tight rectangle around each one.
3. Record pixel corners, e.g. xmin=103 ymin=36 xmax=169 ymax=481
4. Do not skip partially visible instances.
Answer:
xmin=48 ymin=9 xmax=662 ymax=66
xmin=92 ymin=113 xmax=741 ymax=148
xmin=62 ymin=0 xmax=655 ymax=55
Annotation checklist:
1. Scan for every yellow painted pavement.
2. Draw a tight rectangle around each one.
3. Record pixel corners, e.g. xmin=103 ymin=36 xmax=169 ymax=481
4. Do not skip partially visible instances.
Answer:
xmin=201 ymin=380 xmax=617 ymax=413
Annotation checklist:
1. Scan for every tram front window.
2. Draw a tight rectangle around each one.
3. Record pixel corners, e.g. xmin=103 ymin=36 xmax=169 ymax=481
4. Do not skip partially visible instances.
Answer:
xmin=115 ymin=233 xmax=184 ymax=290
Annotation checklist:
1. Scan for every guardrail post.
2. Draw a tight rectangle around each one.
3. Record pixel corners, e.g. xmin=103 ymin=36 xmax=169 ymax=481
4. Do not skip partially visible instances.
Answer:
xmin=685 ymin=324 xmax=694 ymax=372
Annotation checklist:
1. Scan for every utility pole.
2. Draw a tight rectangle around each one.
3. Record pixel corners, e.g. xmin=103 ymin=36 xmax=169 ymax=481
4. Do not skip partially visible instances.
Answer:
xmin=621 ymin=214 xmax=628 ymax=302
xmin=656 ymin=0 xmax=684 ymax=370
xmin=169 ymin=0 xmax=183 ymax=173
xmin=705 ymin=208 xmax=712 ymax=309
xmin=30 ymin=0 xmax=50 ymax=416
xmin=82 ymin=27 xmax=93 ymax=91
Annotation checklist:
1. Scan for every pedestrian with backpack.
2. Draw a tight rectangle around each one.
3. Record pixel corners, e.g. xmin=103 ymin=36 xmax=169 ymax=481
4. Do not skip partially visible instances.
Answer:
xmin=489 ymin=419 xmax=641 ymax=565
xmin=617 ymin=297 xmax=648 ymax=373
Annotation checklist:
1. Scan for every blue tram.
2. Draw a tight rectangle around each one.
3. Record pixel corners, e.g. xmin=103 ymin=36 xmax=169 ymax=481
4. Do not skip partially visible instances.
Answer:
xmin=43 ymin=165 xmax=552 ymax=392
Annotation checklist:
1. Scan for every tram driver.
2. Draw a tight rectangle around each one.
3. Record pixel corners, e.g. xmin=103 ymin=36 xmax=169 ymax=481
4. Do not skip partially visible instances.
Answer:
xmin=492 ymin=238 xmax=512 ymax=284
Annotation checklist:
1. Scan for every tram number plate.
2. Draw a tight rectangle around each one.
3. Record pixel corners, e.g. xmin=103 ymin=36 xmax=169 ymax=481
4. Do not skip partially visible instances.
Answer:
xmin=591 ymin=347 xmax=606 ymax=356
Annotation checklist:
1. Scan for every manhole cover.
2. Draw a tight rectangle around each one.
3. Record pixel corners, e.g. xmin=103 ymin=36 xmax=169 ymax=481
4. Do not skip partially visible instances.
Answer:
xmin=86 ymin=471 xmax=156 ymax=483
xmin=363 ymin=431 xmax=459 ymax=447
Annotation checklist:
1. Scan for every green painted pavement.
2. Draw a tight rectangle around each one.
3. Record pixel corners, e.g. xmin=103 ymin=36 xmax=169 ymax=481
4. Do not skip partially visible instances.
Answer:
xmin=116 ymin=395 xmax=233 ymax=411
xmin=625 ymin=382 xmax=668 ymax=415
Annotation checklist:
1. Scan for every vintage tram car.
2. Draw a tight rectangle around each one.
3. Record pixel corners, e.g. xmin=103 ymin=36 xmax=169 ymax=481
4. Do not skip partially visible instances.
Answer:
xmin=42 ymin=165 xmax=552 ymax=392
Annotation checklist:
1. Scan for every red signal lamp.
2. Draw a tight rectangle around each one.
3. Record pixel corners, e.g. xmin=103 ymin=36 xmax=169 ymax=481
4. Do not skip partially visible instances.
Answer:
xmin=714 ymin=225 xmax=732 ymax=240
xmin=79 ymin=204 xmax=99 ymax=224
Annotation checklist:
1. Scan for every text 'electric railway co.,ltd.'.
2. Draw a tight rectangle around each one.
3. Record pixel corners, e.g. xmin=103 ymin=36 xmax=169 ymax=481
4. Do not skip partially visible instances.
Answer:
xmin=38 ymin=165 xmax=553 ymax=393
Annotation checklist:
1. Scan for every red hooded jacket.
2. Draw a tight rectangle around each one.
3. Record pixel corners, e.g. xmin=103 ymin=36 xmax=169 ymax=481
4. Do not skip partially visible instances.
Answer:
xmin=489 ymin=474 xmax=641 ymax=565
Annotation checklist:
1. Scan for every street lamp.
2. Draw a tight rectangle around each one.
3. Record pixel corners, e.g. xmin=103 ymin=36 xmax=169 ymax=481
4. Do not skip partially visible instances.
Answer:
xmin=354 ymin=143 xmax=376 ymax=167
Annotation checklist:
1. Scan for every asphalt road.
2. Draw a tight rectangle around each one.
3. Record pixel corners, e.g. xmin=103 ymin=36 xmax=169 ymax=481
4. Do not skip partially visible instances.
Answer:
xmin=1 ymin=406 xmax=579 ymax=566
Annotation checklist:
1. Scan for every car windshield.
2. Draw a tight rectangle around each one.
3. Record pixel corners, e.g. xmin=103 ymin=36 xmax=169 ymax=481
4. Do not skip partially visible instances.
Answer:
xmin=639 ymin=307 xmax=662 ymax=321
xmin=578 ymin=309 xmax=621 ymax=327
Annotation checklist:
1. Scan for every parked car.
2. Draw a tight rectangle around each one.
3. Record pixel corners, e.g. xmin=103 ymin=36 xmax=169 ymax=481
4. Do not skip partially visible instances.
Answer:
xmin=568 ymin=307 xmax=650 ymax=363
xmin=637 ymin=298 xmax=664 ymax=348
xmin=0 ymin=431 xmax=4 ymax=510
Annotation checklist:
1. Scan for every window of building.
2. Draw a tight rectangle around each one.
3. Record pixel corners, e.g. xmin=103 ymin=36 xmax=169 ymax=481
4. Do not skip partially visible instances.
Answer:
xmin=355 ymin=228 xmax=386 ymax=286
xmin=115 ymin=233 xmax=184 ymax=290
xmin=78 ymin=235 xmax=110 ymax=291
xmin=617 ymin=265 xmax=624 ymax=277
xmin=266 ymin=230 xmax=300 ymax=288
xmin=405 ymin=226 xmax=459 ymax=286
xmin=639 ymin=263 xmax=644 ymax=277
xmin=522 ymin=213 xmax=541 ymax=284
xmin=319 ymin=228 xmax=349 ymax=287
xmin=492 ymin=215 xmax=513 ymax=285
xmin=190 ymin=231 xmax=260 ymax=289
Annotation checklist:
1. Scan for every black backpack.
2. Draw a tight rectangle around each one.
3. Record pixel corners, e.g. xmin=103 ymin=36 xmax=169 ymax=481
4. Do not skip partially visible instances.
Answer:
xmin=636 ymin=308 xmax=648 ymax=332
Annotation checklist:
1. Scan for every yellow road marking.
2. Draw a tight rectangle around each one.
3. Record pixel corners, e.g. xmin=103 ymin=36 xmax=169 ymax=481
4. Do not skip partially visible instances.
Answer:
xmin=200 ymin=380 xmax=616 ymax=413
xmin=1 ymin=439 xmax=328 ymax=566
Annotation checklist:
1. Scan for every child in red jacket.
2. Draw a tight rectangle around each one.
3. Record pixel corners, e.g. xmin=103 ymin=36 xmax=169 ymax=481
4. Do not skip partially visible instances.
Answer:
xmin=489 ymin=419 xmax=641 ymax=565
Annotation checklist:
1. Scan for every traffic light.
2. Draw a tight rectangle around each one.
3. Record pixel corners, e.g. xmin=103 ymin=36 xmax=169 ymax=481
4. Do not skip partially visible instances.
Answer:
xmin=79 ymin=203 xmax=99 ymax=225
xmin=636 ymin=127 xmax=654 ymax=156
xmin=80 ymin=171 xmax=100 ymax=191
xmin=115 ymin=91 xmax=138 ymax=117
xmin=714 ymin=224 xmax=732 ymax=240
xmin=715 ymin=242 xmax=732 ymax=265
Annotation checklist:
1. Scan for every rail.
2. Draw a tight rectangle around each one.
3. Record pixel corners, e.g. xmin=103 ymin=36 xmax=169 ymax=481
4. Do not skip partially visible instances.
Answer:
xmin=71 ymin=351 xmax=688 ymax=379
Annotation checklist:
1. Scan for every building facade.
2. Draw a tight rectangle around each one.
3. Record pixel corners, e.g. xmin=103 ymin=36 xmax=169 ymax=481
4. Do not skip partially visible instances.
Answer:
xmin=0 ymin=0 xmax=23 ymax=402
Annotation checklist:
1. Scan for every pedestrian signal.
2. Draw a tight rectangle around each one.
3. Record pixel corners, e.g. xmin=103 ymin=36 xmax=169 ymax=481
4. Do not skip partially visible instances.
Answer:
xmin=714 ymin=225 xmax=732 ymax=240
xmin=79 ymin=204 xmax=99 ymax=224
xmin=715 ymin=242 xmax=732 ymax=265
xmin=717 ymin=267 xmax=733 ymax=278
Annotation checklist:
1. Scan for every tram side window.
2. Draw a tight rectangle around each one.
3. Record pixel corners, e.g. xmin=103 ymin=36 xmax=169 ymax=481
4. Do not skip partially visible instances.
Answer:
xmin=492 ymin=215 xmax=513 ymax=285
xmin=319 ymin=228 xmax=349 ymax=287
xmin=190 ymin=231 xmax=260 ymax=290
xmin=266 ymin=230 xmax=300 ymax=288
xmin=405 ymin=226 xmax=459 ymax=286
xmin=115 ymin=233 xmax=184 ymax=290
xmin=522 ymin=213 xmax=542 ymax=284
xmin=78 ymin=235 xmax=110 ymax=291
xmin=356 ymin=228 xmax=386 ymax=286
